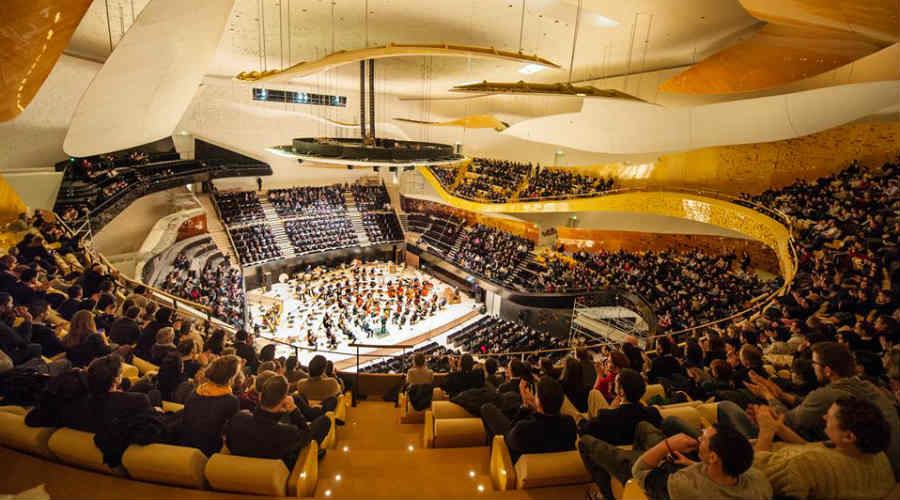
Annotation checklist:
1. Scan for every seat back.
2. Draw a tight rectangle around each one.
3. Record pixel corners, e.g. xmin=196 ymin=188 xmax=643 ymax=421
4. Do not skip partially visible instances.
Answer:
xmin=694 ymin=402 xmax=718 ymax=425
xmin=47 ymin=427 xmax=125 ymax=475
xmin=0 ymin=411 xmax=55 ymax=459
xmin=0 ymin=405 xmax=29 ymax=415
xmin=640 ymin=384 xmax=665 ymax=404
xmin=514 ymin=450 xmax=590 ymax=489
xmin=431 ymin=400 xmax=473 ymax=419
xmin=121 ymin=443 xmax=208 ymax=489
xmin=131 ymin=356 xmax=159 ymax=376
xmin=657 ymin=405 xmax=709 ymax=431
xmin=433 ymin=418 xmax=486 ymax=448
xmin=205 ymin=453 xmax=289 ymax=496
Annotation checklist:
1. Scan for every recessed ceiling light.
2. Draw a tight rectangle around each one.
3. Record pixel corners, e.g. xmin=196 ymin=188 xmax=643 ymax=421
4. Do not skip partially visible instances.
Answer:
xmin=594 ymin=15 xmax=619 ymax=27
xmin=457 ymin=80 xmax=482 ymax=86
xmin=576 ymin=93 xmax=586 ymax=97
xmin=519 ymin=64 xmax=545 ymax=75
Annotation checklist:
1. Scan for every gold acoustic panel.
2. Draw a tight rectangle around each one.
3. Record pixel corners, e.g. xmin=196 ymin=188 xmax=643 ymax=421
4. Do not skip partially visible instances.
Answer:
xmin=0 ymin=0 xmax=93 ymax=121
xmin=555 ymin=228 xmax=780 ymax=275
xmin=394 ymin=115 xmax=509 ymax=131
xmin=235 ymin=43 xmax=560 ymax=83
xmin=418 ymin=166 xmax=795 ymax=281
xmin=0 ymin=174 xmax=28 ymax=223
xmin=660 ymin=0 xmax=899 ymax=94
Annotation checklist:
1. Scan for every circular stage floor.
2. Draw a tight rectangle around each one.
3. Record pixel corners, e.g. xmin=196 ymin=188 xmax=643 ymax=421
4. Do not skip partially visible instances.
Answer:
xmin=247 ymin=262 xmax=478 ymax=370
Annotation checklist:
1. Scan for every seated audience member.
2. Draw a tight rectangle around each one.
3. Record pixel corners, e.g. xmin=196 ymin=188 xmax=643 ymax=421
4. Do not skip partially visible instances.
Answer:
xmin=27 ymin=298 xmax=65 ymax=357
xmin=324 ymin=361 xmax=345 ymax=393
xmin=593 ymin=350 xmax=630 ymax=402
xmin=483 ymin=357 xmax=505 ymax=391
xmin=443 ymin=354 xmax=486 ymax=397
xmin=406 ymin=353 xmax=434 ymax=386
xmin=647 ymin=336 xmax=685 ymax=384
xmin=150 ymin=327 xmax=177 ymax=365
xmin=480 ymin=376 xmax=577 ymax=464
xmin=294 ymin=354 xmax=341 ymax=412
xmin=560 ymin=356 xmax=590 ymax=413
xmin=177 ymin=355 xmax=242 ymax=456
xmin=723 ymin=341 xmax=900 ymax=480
xmin=58 ymin=285 xmax=90 ymax=321
xmin=204 ymin=328 xmax=226 ymax=357
xmin=240 ymin=369 xmax=278 ymax=411
xmin=497 ymin=359 xmax=530 ymax=394
xmin=109 ymin=306 xmax=142 ymax=346
xmin=576 ymin=348 xmax=598 ymax=391
xmin=178 ymin=338 xmax=205 ymax=380
xmin=285 ymin=356 xmax=308 ymax=385
xmin=752 ymin=397 xmax=896 ymax=499
xmin=156 ymin=352 xmax=183 ymax=402
xmin=54 ymin=354 xmax=153 ymax=433
xmin=578 ymin=368 xmax=662 ymax=445
xmin=233 ymin=329 xmax=259 ymax=373
xmin=63 ymin=310 xmax=113 ymax=368
xmin=226 ymin=375 xmax=331 ymax=467
xmin=93 ymin=293 xmax=118 ymax=333
xmin=630 ymin=426 xmax=771 ymax=500
xmin=136 ymin=308 xmax=174 ymax=360
xmin=0 ymin=292 xmax=42 ymax=366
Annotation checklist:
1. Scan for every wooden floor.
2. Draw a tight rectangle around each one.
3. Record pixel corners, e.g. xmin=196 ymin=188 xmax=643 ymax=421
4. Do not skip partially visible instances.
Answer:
xmin=0 ymin=401 xmax=588 ymax=499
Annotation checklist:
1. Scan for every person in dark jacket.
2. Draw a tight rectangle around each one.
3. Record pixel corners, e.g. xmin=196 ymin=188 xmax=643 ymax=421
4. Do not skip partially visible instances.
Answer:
xmin=479 ymin=376 xmax=577 ymax=464
xmin=58 ymin=285 xmax=91 ymax=321
xmin=0 ymin=292 xmax=41 ymax=365
xmin=646 ymin=336 xmax=684 ymax=383
xmin=577 ymin=369 xmax=662 ymax=445
xmin=443 ymin=354 xmax=485 ymax=397
xmin=63 ymin=310 xmax=112 ymax=368
xmin=233 ymin=330 xmax=259 ymax=373
xmin=136 ymin=308 xmax=174 ymax=360
xmin=52 ymin=354 xmax=154 ymax=433
xmin=27 ymin=298 xmax=65 ymax=357
xmin=560 ymin=356 xmax=590 ymax=413
xmin=177 ymin=355 xmax=242 ymax=456
xmin=150 ymin=327 xmax=178 ymax=366
xmin=497 ymin=359 xmax=531 ymax=394
xmin=225 ymin=374 xmax=331 ymax=467
xmin=93 ymin=294 xmax=119 ymax=333
xmin=109 ymin=306 xmax=142 ymax=346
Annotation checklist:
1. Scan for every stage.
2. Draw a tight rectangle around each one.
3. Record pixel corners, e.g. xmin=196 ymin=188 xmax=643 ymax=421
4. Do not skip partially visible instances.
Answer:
xmin=246 ymin=261 xmax=479 ymax=370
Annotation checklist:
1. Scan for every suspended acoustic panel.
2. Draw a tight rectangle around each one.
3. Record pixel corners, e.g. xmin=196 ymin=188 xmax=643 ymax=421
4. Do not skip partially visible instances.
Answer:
xmin=63 ymin=0 xmax=236 ymax=157
xmin=394 ymin=115 xmax=510 ymax=131
xmin=502 ymin=81 xmax=899 ymax=154
xmin=449 ymin=81 xmax=646 ymax=102
xmin=235 ymin=43 xmax=561 ymax=83
xmin=660 ymin=0 xmax=899 ymax=94
xmin=0 ymin=0 xmax=93 ymax=122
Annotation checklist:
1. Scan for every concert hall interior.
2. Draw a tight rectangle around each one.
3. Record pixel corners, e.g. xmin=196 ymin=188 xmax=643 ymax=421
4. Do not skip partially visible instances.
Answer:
xmin=1 ymin=1 xmax=899 ymax=499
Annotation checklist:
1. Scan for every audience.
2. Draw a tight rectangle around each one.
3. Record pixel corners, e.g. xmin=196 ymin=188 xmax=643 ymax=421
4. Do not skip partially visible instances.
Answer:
xmin=214 ymin=191 xmax=265 ymax=226
xmin=230 ymin=224 xmax=282 ymax=265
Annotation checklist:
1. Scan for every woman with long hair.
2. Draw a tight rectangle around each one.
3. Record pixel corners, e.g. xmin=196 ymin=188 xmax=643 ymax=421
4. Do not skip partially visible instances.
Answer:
xmin=63 ymin=309 xmax=112 ymax=367
xmin=560 ymin=356 xmax=589 ymax=413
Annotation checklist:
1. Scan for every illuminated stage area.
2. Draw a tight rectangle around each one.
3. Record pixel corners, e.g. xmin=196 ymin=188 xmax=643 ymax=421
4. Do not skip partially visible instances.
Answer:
xmin=246 ymin=261 xmax=478 ymax=370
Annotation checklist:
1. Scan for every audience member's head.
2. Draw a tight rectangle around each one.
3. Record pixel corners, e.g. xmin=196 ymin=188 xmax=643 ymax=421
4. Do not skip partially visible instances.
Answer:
xmin=413 ymin=353 xmax=426 ymax=368
xmin=701 ymin=425 xmax=755 ymax=479
xmin=308 ymin=355 xmax=327 ymax=377
xmin=828 ymin=397 xmax=890 ymax=454
xmin=156 ymin=327 xmax=175 ymax=346
xmin=259 ymin=375 xmax=290 ymax=411
xmin=255 ymin=370 xmax=278 ymax=393
xmin=205 ymin=355 xmax=241 ymax=387
xmin=459 ymin=353 xmax=474 ymax=373
xmin=535 ymin=376 xmax=565 ymax=415
xmin=811 ymin=341 xmax=855 ymax=381
xmin=87 ymin=354 xmax=123 ymax=395
xmin=259 ymin=344 xmax=277 ymax=363
xmin=483 ymin=357 xmax=498 ymax=375
xmin=615 ymin=368 xmax=646 ymax=404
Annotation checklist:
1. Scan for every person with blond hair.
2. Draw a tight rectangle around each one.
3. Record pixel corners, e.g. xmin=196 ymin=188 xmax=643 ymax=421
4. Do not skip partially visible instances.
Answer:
xmin=176 ymin=354 xmax=242 ymax=456
xmin=64 ymin=309 xmax=113 ymax=367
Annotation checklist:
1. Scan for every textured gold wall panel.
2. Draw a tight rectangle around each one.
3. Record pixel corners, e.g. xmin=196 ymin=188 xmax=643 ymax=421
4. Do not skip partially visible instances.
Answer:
xmin=419 ymin=167 xmax=795 ymax=281
xmin=555 ymin=228 xmax=780 ymax=275
xmin=0 ymin=0 xmax=93 ymax=121
xmin=0 ymin=174 xmax=28 ymax=224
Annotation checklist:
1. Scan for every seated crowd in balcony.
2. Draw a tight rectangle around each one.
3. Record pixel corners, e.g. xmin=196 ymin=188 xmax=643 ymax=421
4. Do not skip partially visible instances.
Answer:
xmin=213 ymin=191 xmax=265 ymax=226
xmin=230 ymin=224 xmax=282 ymax=265
xmin=351 ymin=184 xmax=392 ymax=212
xmin=158 ymin=250 xmax=245 ymax=328
xmin=284 ymin=216 xmax=358 ymax=254
xmin=268 ymin=184 xmax=347 ymax=217
xmin=520 ymin=167 xmax=615 ymax=199
xmin=362 ymin=213 xmax=403 ymax=243
xmin=455 ymin=224 xmax=534 ymax=284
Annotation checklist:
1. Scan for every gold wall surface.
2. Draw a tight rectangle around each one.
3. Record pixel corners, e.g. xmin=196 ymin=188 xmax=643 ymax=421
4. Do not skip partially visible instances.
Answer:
xmin=660 ymin=0 xmax=899 ymax=94
xmin=0 ymin=174 xmax=28 ymax=224
xmin=0 ymin=0 xmax=93 ymax=121
xmin=548 ymin=122 xmax=899 ymax=196
xmin=555 ymin=228 xmax=780 ymax=275
xmin=418 ymin=167 xmax=795 ymax=281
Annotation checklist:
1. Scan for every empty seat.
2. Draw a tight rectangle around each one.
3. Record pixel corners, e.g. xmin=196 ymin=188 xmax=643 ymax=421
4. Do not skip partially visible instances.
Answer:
xmin=490 ymin=435 xmax=589 ymax=490
xmin=204 ymin=440 xmax=318 ymax=496
xmin=0 ymin=405 xmax=29 ymax=415
xmin=431 ymin=400 xmax=474 ymax=419
xmin=0 ymin=411 xmax=55 ymax=459
xmin=424 ymin=409 xmax=486 ymax=448
xmin=47 ymin=427 xmax=125 ymax=475
xmin=121 ymin=443 xmax=208 ymax=489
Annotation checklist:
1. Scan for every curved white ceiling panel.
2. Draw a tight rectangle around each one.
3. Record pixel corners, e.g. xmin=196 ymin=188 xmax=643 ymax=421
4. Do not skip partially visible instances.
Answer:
xmin=502 ymin=81 xmax=900 ymax=154
xmin=63 ymin=0 xmax=235 ymax=157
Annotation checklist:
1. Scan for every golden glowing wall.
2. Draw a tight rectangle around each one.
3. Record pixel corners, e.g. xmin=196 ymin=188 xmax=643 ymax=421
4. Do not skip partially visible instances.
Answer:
xmin=556 ymin=228 xmax=780 ymax=275
xmin=0 ymin=174 xmax=27 ymax=224
xmin=419 ymin=167 xmax=795 ymax=281
xmin=556 ymin=122 xmax=899 ymax=196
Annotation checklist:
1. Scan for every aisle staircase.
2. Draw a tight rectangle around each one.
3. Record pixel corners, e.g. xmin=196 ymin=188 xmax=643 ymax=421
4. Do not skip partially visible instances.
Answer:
xmin=446 ymin=227 xmax=469 ymax=260
xmin=344 ymin=190 xmax=371 ymax=246
xmin=258 ymin=192 xmax=296 ymax=258
xmin=197 ymin=194 xmax=238 ymax=264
